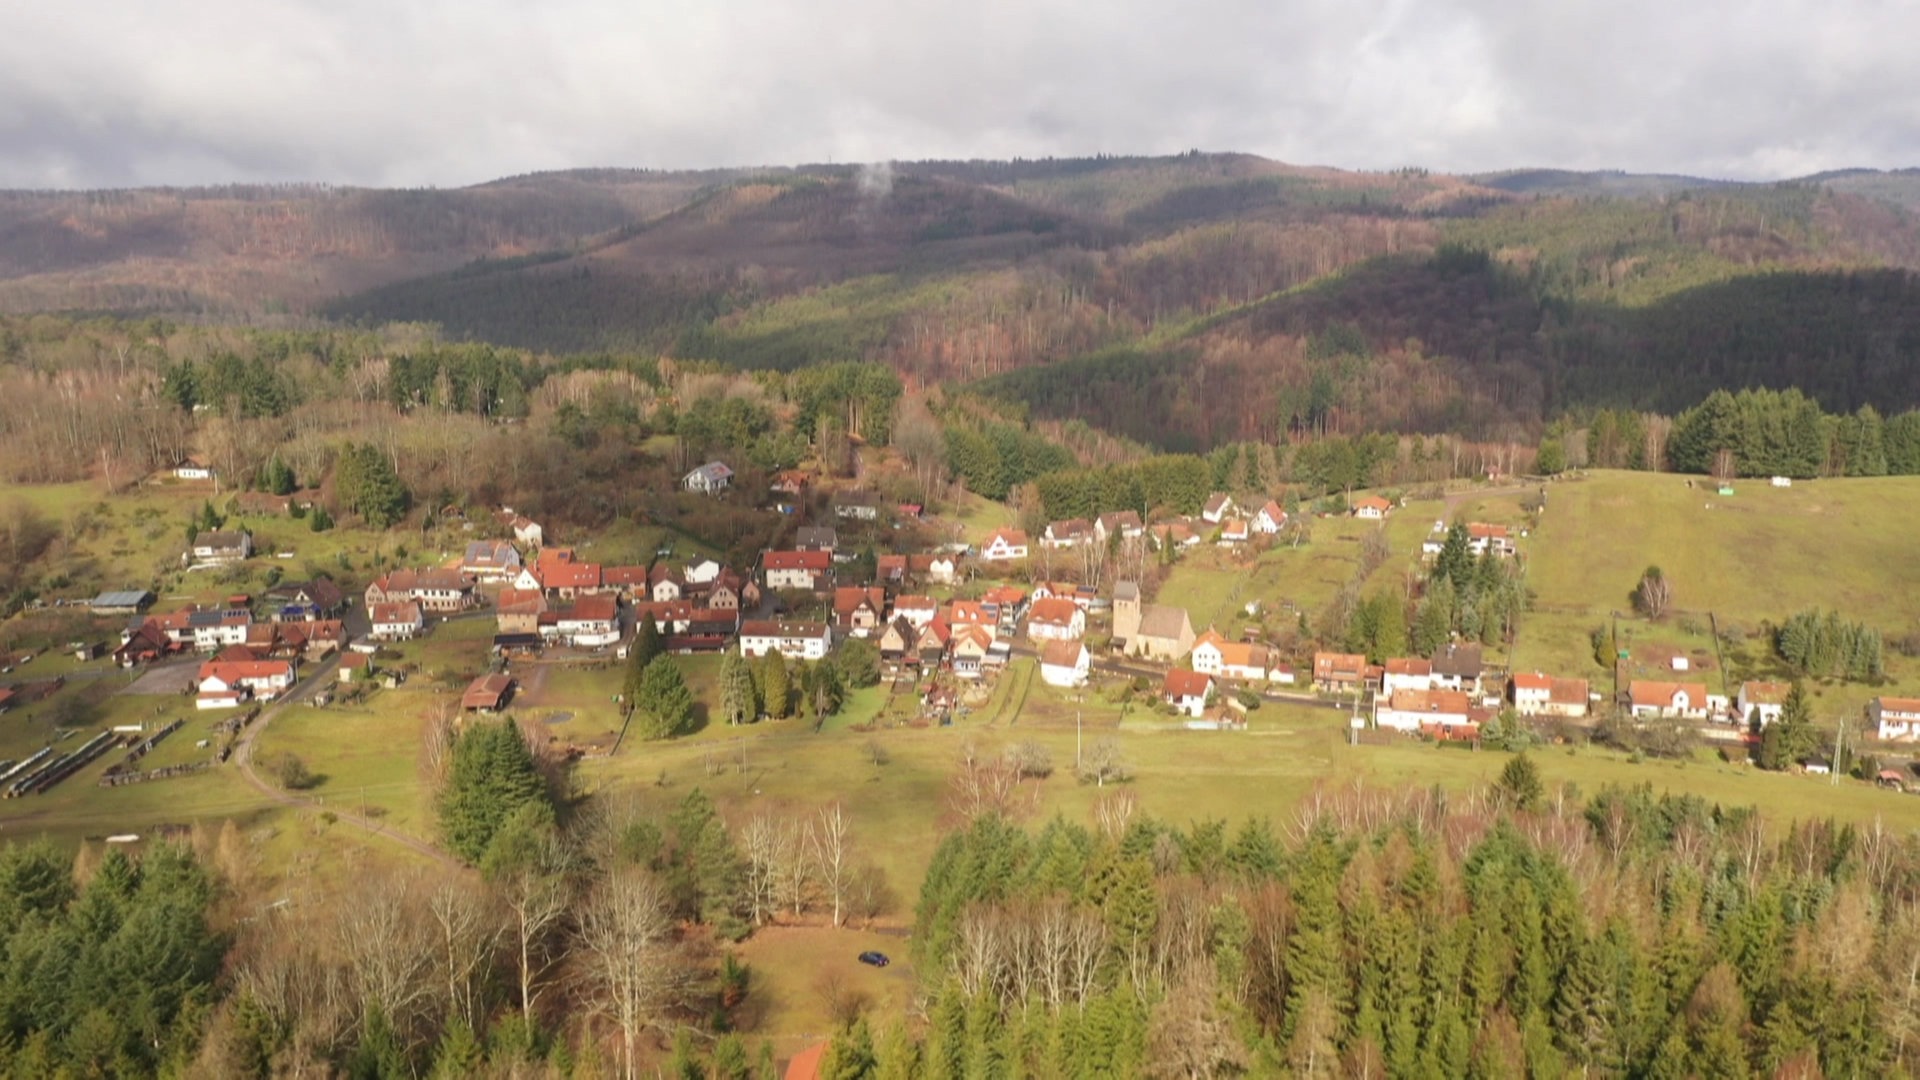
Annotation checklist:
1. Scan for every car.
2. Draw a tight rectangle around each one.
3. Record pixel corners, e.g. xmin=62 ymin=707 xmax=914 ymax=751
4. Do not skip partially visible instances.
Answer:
xmin=857 ymin=951 xmax=890 ymax=968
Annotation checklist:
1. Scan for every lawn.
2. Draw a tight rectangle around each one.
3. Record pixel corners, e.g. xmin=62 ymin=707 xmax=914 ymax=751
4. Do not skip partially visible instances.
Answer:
xmin=251 ymin=697 xmax=438 ymax=837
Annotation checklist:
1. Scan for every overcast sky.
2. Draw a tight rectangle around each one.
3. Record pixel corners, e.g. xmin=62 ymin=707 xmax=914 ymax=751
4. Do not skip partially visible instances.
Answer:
xmin=3 ymin=0 xmax=1915 ymax=189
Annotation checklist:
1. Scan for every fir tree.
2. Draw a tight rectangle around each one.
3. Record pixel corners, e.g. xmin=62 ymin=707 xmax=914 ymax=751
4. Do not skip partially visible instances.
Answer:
xmin=437 ymin=718 xmax=552 ymax=864
xmin=635 ymin=658 xmax=696 ymax=740
xmin=718 ymin=652 xmax=759 ymax=725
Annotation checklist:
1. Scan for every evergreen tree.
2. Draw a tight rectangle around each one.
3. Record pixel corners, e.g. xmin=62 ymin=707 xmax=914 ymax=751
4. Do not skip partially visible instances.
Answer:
xmin=718 ymin=652 xmax=759 ymax=725
xmin=758 ymin=651 xmax=792 ymax=720
xmin=438 ymin=718 xmax=552 ymax=863
xmin=1757 ymin=681 xmax=1818 ymax=770
xmin=821 ymin=1017 xmax=877 ymax=1080
xmin=1497 ymin=753 xmax=1544 ymax=812
xmin=635 ymin=658 xmax=696 ymax=740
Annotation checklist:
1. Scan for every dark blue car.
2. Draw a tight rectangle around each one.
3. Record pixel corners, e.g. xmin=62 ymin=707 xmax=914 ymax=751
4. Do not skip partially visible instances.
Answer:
xmin=858 ymin=951 xmax=890 ymax=968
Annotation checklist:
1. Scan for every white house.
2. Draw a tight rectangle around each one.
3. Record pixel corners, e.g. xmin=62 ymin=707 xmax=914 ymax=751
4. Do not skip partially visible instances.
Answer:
xmin=738 ymin=620 xmax=831 ymax=661
xmin=1094 ymin=511 xmax=1145 ymax=545
xmin=1629 ymin=680 xmax=1711 ymax=720
xmin=1217 ymin=519 xmax=1250 ymax=546
xmin=683 ymin=462 xmax=734 ymax=494
xmin=1252 ymin=501 xmax=1288 ymax=535
xmin=191 ymin=530 xmax=252 ymax=564
xmin=1025 ymin=597 xmax=1085 ymax=642
xmin=196 ymin=656 xmax=295 ymax=709
xmin=1510 ymin=673 xmax=1591 ymax=718
xmin=188 ymin=610 xmax=253 ymax=652
xmin=1466 ymin=524 xmax=1516 ymax=558
xmin=1201 ymin=493 xmax=1237 ymax=525
xmin=1873 ymin=697 xmax=1920 ymax=741
xmin=547 ymin=595 xmax=621 ymax=648
xmin=893 ymin=595 xmax=939 ymax=630
xmin=925 ymin=554 xmax=959 ymax=585
xmin=684 ymin=558 xmax=722 ymax=586
xmin=460 ymin=540 xmax=523 ymax=582
xmin=1375 ymin=689 xmax=1473 ymax=733
xmin=173 ymin=458 xmax=216 ymax=481
xmin=762 ymin=550 xmax=832 ymax=591
xmin=1041 ymin=519 xmax=1092 ymax=549
xmin=1382 ymin=658 xmax=1435 ymax=695
xmin=1352 ymin=496 xmax=1393 ymax=520
xmin=981 ymin=528 xmax=1030 ymax=562
xmin=1040 ymin=640 xmax=1091 ymax=688
xmin=370 ymin=601 xmax=427 ymax=641
xmin=1736 ymin=681 xmax=1790 ymax=727
xmin=1190 ymin=630 xmax=1282 ymax=682
xmin=1161 ymin=669 xmax=1214 ymax=718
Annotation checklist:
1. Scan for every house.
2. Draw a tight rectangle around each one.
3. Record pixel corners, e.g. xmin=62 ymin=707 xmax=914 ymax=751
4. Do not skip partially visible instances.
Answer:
xmin=533 ymin=549 xmax=603 ymax=600
xmin=1313 ymin=652 xmax=1368 ymax=692
xmin=1376 ymin=689 xmax=1474 ymax=733
xmin=915 ymin=618 xmax=954 ymax=666
xmin=496 ymin=508 xmax=545 ymax=548
xmin=1873 ymin=697 xmax=1920 ymax=741
xmin=173 ymin=458 xmax=216 ymax=481
xmin=1040 ymin=640 xmax=1091 ymax=688
xmin=1628 ymin=681 xmax=1712 ymax=720
xmin=600 ymin=566 xmax=651 ymax=601
xmin=950 ymin=625 xmax=994 ymax=679
xmin=1094 ymin=511 xmax=1144 ymax=546
xmin=547 ymin=595 xmax=621 ymax=648
xmin=833 ymin=587 xmax=889 ymax=637
xmin=114 ymin=623 xmax=175 ymax=667
xmin=191 ymin=530 xmax=253 ymax=564
xmin=945 ymin=600 xmax=997 ymax=635
xmin=833 ymin=490 xmax=882 ymax=521
xmin=981 ymin=528 xmax=1030 ymax=562
xmin=462 ymin=673 xmax=515 ymax=712
xmin=1466 ymin=524 xmax=1517 ymax=558
xmin=1041 ymin=518 xmax=1093 ymax=549
xmin=879 ymin=617 xmax=917 ymax=663
xmin=365 ymin=568 xmax=476 ymax=612
xmin=675 ymin=608 xmax=741 ymax=651
xmin=683 ymin=461 xmax=735 ymax=494
xmin=459 ymin=540 xmax=522 ymax=582
xmin=1352 ymin=496 xmax=1393 ymax=520
xmin=196 ymin=655 xmax=296 ymax=709
xmin=1771 ymin=476 xmax=1793 ymax=488
xmin=739 ymin=620 xmax=832 ymax=661
xmin=649 ymin=564 xmax=685 ymax=603
xmin=921 ymin=553 xmax=959 ymax=585
xmin=264 ymin=579 xmax=345 ymax=622
xmin=1191 ymin=630 xmax=1283 ymax=682
xmin=684 ymin=558 xmax=722 ymax=586
xmin=1252 ymin=501 xmax=1288 ymax=535
xmin=1026 ymin=597 xmax=1085 ymax=642
xmin=1149 ymin=520 xmax=1202 ymax=552
xmin=1217 ymin=519 xmax=1250 ymax=546
xmin=1162 ymin=669 xmax=1215 ymax=718
xmin=894 ymin=595 xmax=939 ymax=630
xmin=496 ymin=587 xmax=548 ymax=635
xmin=633 ymin=600 xmax=696 ymax=635
xmin=338 ymin=652 xmax=372 ymax=683
xmin=982 ymin=585 xmax=1029 ymax=630
xmin=189 ymin=609 xmax=254 ymax=652
xmin=370 ymin=602 xmax=426 ymax=641
xmin=1429 ymin=643 xmax=1484 ymax=693
xmin=1383 ymin=658 xmax=1435 ymax=695
xmin=706 ymin=569 xmax=756 ymax=611
xmin=1737 ymin=682 xmax=1790 ymax=727
xmin=770 ymin=470 xmax=811 ymax=496
xmin=795 ymin=526 xmax=839 ymax=553
xmin=1128 ymin=605 xmax=1195 ymax=662
xmin=1511 ymin=673 xmax=1590 ymax=718
xmin=875 ymin=554 xmax=907 ymax=585
xmin=763 ymin=550 xmax=833 ymax=592
xmin=1202 ymin=493 xmax=1238 ymax=525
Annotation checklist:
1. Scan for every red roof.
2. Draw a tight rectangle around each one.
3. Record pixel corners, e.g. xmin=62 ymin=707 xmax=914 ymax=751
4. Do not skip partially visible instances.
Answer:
xmin=1028 ymin=597 xmax=1080 ymax=627
xmin=764 ymin=550 xmax=832 ymax=571
xmin=982 ymin=585 xmax=1027 ymax=605
xmin=371 ymin=601 xmax=423 ymax=625
xmin=946 ymin=600 xmax=992 ymax=625
xmin=198 ymin=658 xmax=293 ymax=683
xmin=1512 ymin=672 xmax=1552 ymax=691
xmin=739 ymin=620 xmax=829 ymax=639
xmin=1040 ymin=640 xmax=1086 ymax=668
xmin=563 ymin=594 xmax=619 ymax=622
xmin=1386 ymin=658 xmax=1433 ymax=677
xmin=544 ymin=561 xmax=602 ymax=589
xmin=834 ymin=586 xmax=887 ymax=617
xmin=602 ymin=565 xmax=650 ymax=588
xmin=785 ymin=1042 xmax=828 ymax=1080
xmin=1162 ymin=669 xmax=1213 ymax=699
xmin=462 ymin=673 xmax=514 ymax=709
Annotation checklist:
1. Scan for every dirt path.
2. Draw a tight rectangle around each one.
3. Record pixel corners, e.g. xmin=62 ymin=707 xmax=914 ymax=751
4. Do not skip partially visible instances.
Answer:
xmin=232 ymin=655 xmax=463 ymax=871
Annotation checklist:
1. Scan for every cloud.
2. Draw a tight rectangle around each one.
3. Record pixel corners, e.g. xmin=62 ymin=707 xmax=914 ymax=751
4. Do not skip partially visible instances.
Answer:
xmin=1 ymin=0 xmax=1915 ymax=188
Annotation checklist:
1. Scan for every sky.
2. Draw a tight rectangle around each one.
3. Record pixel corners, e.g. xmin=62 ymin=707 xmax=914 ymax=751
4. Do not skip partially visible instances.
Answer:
xmin=3 ymin=0 xmax=1916 ymax=189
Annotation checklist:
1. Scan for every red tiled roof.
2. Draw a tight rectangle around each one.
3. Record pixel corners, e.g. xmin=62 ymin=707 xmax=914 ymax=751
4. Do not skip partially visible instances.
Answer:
xmin=1028 ymin=597 xmax=1080 ymax=627
xmin=764 ymin=550 xmax=832 ymax=571
xmin=371 ymin=601 xmax=423 ymax=625
xmin=1162 ymin=669 xmax=1213 ymax=698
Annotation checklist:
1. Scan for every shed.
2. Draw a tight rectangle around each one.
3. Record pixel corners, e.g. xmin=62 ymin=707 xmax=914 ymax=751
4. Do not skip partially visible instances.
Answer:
xmin=90 ymin=590 xmax=155 ymax=615
xmin=461 ymin=673 xmax=515 ymax=712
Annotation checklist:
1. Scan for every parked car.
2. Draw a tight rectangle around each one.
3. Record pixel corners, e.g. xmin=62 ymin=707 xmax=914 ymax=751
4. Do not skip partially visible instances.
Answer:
xmin=857 ymin=951 xmax=890 ymax=968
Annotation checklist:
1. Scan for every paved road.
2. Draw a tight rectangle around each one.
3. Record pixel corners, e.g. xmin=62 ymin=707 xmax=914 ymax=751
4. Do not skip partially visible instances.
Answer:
xmin=231 ymin=652 xmax=463 ymax=871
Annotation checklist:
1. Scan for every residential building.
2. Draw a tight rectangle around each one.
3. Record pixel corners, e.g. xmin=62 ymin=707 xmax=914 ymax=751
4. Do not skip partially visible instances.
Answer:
xmin=981 ymin=528 xmax=1030 ymax=562
xmin=1511 ymin=673 xmax=1590 ymax=718
xmin=683 ymin=461 xmax=735 ymax=494
xmin=191 ymin=530 xmax=253 ymax=564
xmin=875 ymin=554 xmax=907 ymax=585
xmin=196 ymin=655 xmax=296 ymax=709
xmin=1429 ymin=643 xmax=1484 ymax=693
xmin=1628 ymin=681 xmax=1712 ymax=720
xmin=738 ymin=620 xmax=832 ymax=661
xmin=1467 ymin=523 xmax=1517 ymax=557
xmin=1192 ymin=630 xmax=1284 ymax=682
xmin=338 ymin=652 xmax=372 ymax=683
xmin=1217 ymin=519 xmax=1250 ymax=546
xmin=1162 ymin=669 xmax=1215 ymax=717
xmin=173 ymin=458 xmax=216 ymax=481
xmin=795 ymin=526 xmax=839 ymax=553
xmin=879 ymin=617 xmax=917 ymax=663
xmin=1382 ymin=658 xmax=1434 ymax=695
xmin=1252 ymin=501 xmax=1289 ymax=535
xmin=1737 ymin=681 xmax=1790 ymax=727
xmin=1094 ymin=511 xmax=1144 ymax=546
xmin=1873 ymin=697 xmax=1920 ymax=740
xmin=496 ymin=587 xmax=548 ymax=635
xmin=921 ymin=553 xmax=959 ymax=585
xmin=534 ymin=549 xmax=603 ymax=600
xmin=1352 ymin=496 xmax=1393 ymax=520
xmin=546 ymin=595 xmax=621 ymax=648
xmin=370 ymin=602 xmax=426 ymax=641
xmin=833 ymin=587 xmax=889 ymax=637
xmin=684 ymin=558 xmax=722 ymax=586
xmin=915 ymin=618 xmax=953 ymax=666
xmin=1376 ymin=689 xmax=1474 ymax=733
xmin=982 ymin=585 xmax=1029 ymax=630
xmin=460 ymin=540 xmax=523 ymax=582
xmin=601 ymin=565 xmax=651 ymax=600
xmin=1202 ymin=493 xmax=1237 ymax=525
xmin=833 ymin=490 xmax=881 ymax=521
xmin=1150 ymin=520 xmax=1202 ymax=551
xmin=1041 ymin=518 xmax=1093 ymax=549
xmin=894 ymin=595 xmax=939 ymax=630
xmin=496 ymin=507 xmax=544 ymax=548
xmin=633 ymin=600 xmax=695 ymax=635
xmin=764 ymin=550 xmax=833 ymax=591
xmin=706 ymin=569 xmax=756 ymax=611
xmin=649 ymin=564 xmax=685 ymax=603
xmin=944 ymin=601 xmax=997 ymax=643
xmin=263 ymin=579 xmax=344 ymax=622
xmin=951 ymin=625 xmax=994 ymax=679
xmin=189 ymin=609 xmax=253 ymax=652
xmin=1026 ymin=597 xmax=1085 ymax=642
xmin=1040 ymin=640 xmax=1091 ymax=688
xmin=365 ymin=568 xmax=475 ymax=612
xmin=1313 ymin=652 xmax=1368 ymax=692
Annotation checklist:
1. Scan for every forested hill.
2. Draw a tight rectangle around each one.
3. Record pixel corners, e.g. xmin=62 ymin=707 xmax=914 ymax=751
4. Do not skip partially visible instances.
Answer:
xmin=9 ymin=154 xmax=1920 ymax=448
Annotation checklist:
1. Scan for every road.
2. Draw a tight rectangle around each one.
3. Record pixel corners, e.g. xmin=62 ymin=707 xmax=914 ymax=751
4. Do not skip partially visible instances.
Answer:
xmin=231 ymin=652 xmax=463 ymax=870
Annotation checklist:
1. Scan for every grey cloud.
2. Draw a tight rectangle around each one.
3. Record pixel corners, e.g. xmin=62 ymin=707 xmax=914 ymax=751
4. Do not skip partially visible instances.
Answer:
xmin=0 ymin=0 xmax=1914 ymax=188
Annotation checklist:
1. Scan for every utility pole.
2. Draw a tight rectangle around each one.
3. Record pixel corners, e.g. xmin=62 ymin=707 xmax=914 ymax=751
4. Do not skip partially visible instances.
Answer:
xmin=1075 ymin=709 xmax=1082 ymax=772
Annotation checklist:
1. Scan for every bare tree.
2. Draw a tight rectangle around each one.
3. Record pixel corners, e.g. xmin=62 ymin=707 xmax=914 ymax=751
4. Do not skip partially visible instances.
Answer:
xmin=1094 ymin=789 xmax=1139 ymax=841
xmin=336 ymin=873 xmax=438 ymax=1046
xmin=810 ymin=802 xmax=853 ymax=928
xmin=1078 ymin=737 xmax=1131 ymax=787
xmin=428 ymin=879 xmax=505 ymax=1031
xmin=492 ymin=831 xmax=575 ymax=1020
xmin=949 ymin=743 xmax=1026 ymax=820
xmin=740 ymin=811 xmax=787 ymax=927
xmin=575 ymin=868 xmax=692 ymax=1080
xmin=1636 ymin=565 xmax=1672 ymax=619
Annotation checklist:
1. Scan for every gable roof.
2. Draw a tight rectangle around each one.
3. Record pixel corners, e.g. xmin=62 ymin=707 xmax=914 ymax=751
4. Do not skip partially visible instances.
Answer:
xmin=795 ymin=525 xmax=839 ymax=549
xmin=1629 ymin=680 xmax=1710 ymax=708
xmin=834 ymin=586 xmax=887 ymax=617
xmin=765 ymin=549 xmax=833 ymax=572
xmin=1028 ymin=597 xmax=1081 ymax=627
xmin=1040 ymin=640 xmax=1087 ymax=668
xmin=1429 ymin=643 xmax=1483 ymax=679
xmin=194 ymin=530 xmax=249 ymax=550
xmin=560 ymin=595 xmax=619 ymax=622
xmin=462 ymin=673 xmax=514 ymax=709
xmin=371 ymin=601 xmax=423 ymax=625
xmin=1203 ymin=493 xmax=1235 ymax=515
xmin=685 ymin=461 xmax=734 ymax=484
xmin=1386 ymin=658 xmax=1433 ymax=677
xmin=1386 ymin=689 xmax=1473 ymax=716
xmin=1136 ymin=604 xmax=1190 ymax=641
xmin=1313 ymin=651 xmax=1367 ymax=678
xmin=984 ymin=527 xmax=1028 ymax=549
xmin=739 ymin=619 xmax=830 ymax=640
xmin=1740 ymin=681 xmax=1790 ymax=705
xmin=1257 ymin=500 xmax=1287 ymax=523
xmin=1354 ymin=496 xmax=1393 ymax=512
xmin=1162 ymin=669 xmax=1213 ymax=699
